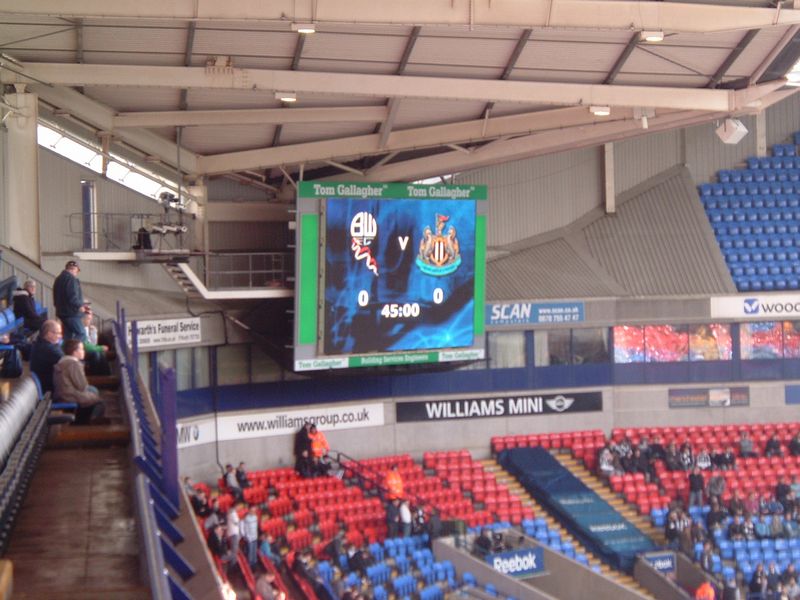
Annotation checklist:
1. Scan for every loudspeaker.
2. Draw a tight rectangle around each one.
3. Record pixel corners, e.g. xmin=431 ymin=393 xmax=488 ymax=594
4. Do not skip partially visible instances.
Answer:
xmin=715 ymin=118 xmax=748 ymax=145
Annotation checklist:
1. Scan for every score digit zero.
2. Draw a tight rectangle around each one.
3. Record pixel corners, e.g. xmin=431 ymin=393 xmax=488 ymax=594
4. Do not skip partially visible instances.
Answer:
xmin=358 ymin=287 xmax=444 ymax=309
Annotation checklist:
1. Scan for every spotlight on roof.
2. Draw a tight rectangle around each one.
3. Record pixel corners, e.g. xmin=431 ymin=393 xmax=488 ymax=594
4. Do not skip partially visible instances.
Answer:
xmin=275 ymin=91 xmax=297 ymax=103
xmin=640 ymin=30 xmax=665 ymax=43
xmin=589 ymin=105 xmax=611 ymax=117
xmin=291 ymin=22 xmax=316 ymax=34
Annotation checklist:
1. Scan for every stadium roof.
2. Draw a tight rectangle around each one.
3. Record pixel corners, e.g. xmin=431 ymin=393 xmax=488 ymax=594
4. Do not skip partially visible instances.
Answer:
xmin=1 ymin=1 xmax=800 ymax=193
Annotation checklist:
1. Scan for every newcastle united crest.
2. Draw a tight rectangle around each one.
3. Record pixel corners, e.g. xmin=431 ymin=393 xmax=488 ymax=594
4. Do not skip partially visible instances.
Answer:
xmin=416 ymin=213 xmax=462 ymax=276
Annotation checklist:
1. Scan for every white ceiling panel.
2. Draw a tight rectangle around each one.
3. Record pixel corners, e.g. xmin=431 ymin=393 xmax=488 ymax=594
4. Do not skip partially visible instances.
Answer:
xmin=302 ymin=32 xmax=409 ymax=63
xmin=613 ymin=73 xmax=711 ymax=87
xmin=623 ymin=46 xmax=730 ymax=76
xmin=725 ymin=26 xmax=793 ymax=79
xmin=0 ymin=49 xmax=74 ymax=63
xmin=661 ymin=30 xmax=746 ymax=48
xmin=85 ymin=87 xmax=182 ymax=112
xmin=511 ymin=69 xmax=606 ymax=84
xmin=411 ymin=35 xmax=519 ymax=68
xmin=531 ymin=29 xmax=633 ymax=44
xmin=84 ymin=52 xmax=184 ymax=66
xmin=420 ymin=26 xmax=525 ymax=41
xmin=298 ymin=58 xmax=398 ymax=75
xmin=185 ymin=89 xmax=281 ymax=110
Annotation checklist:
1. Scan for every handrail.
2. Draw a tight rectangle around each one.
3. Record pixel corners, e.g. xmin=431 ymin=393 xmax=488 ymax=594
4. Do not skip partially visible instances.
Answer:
xmin=114 ymin=318 xmax=172 ymax=600
xmin=0 ymin=251 xmax=54 ymax=316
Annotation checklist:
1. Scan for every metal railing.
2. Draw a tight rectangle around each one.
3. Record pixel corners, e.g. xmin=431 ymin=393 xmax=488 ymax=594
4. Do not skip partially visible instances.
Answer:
xmin=68 ymin=211 xmax=194 ymax=252
xmin=205 ymin=251 xmax=293 ymax=289
xmin=0 ymin=251 xmax=54 ymax=315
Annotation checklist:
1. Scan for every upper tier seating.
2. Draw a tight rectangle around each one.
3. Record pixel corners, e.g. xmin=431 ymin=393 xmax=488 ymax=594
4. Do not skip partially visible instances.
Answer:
xmin=700 ymin=136 xmax=800 ymax=291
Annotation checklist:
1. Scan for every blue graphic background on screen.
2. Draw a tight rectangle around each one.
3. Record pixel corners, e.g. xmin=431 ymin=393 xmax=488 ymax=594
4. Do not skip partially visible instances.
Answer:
xmin=324 ymin=197 xmax=476 ymax=354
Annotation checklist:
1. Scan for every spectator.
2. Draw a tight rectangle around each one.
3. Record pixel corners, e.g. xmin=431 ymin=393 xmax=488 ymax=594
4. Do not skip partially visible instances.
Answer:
xmin=771 ymin=514 xmax=786 ymax=539
xmin=707 ymin=473 xmax=726 ymax=503
xmin=790 ymin=433 xmax=800 ymax=457
xmin=729 ymin=491 xmax=746 ymax=516
xmin=786 ymin=577 xmax=800 ymax=600
xmin=740 ymin=431 xmax=757 ymax=458
xmin=721 ymin=575 xmax=741 ymax=600
xmin=695 ymin=580 xmax=716 ymax=600
xmin=713 ymin=446 xmax=736 ymax=470
xmin=665 ymin=510 xmax=680 ymax=550
xmin=345 ymin=544 xmax=371 ymax=577
xmin=637 ymin=435 xmax=651 ymax=458
xmin=755 ymin=514 xmax=771 ymax=540
xmin=791 ymin=475 xmax=800 ymax=499
xmin=224 ymin=464 xmax=243 ymax=502
xmin=80 ymin=312 xmax=111 ymax=376
xmin=665 ymin=442 xmax=682 ymax=471
xmin=765 ymin=493 xmax=785 ymax=516
xmin=691 ymin=519 xmax=708 ymax=546
xmin=784 ymin=511 xmax=800 ymax=539
xmin=649 ymin=435 xmax=667 ymax=462
xmin=236 ymin=462 xmax=251 ymax=489
xmin=53 ymin=260 xmax=88 ymax=341
xmin=474 ymin=528 xmax=493 ymax=557
xmin=728 ymin=515 xmax=746 ymax=541
xmin=399 ymin=500 xmax=412 ymax=537
xmin=208 ymin=523 xmax=234 ymax=567
xmin=386 ymin=498 xmax=401 ymax=538
xmin=598 ymin=446 xmax=617 ymax=479
xmin=191 ymin=489 xmax=211 ymax=518
xmin=745 ymin=491 xmax=761 ymax=516
xmin=204 ymin=497 xmax=222 ymax=532
xmin=30 ymin=320 xmax=63 ymax=394
xmin=631 ymin=447 xmax=653 ymax=481
xmin=255 ymin=572 xmax=284 ymax=600
xmin=777 ymin=477 xmax=792 ymax=509
xmin=750 ymin=563 xmax=768 ymax=597
xmin=783 ymin=564 xmax=798 ymax=588
xmin=680 ymin=442 xmax=695 ymax=471
xmin=226 ymin=505 xmax=241 ymax=554
xmin=696 ymin=447 xmax=712 ymax=471
xmin=707 ymin=498 xmax=729 ymax=531
xmin=295 ymin=449 xmax=313 ymax=478
xmin=766 ymin=434 xmax=784 ymax=458
xmin=259 ymin=532 xmax=281 ymax=566
xmin=242 ymin=505 xmax=259 ymax=566
xmin=767 ymin=562 xmax=782 ymax=594
xmin=53 ymin=339 xmax=105 ymax=425
xmin=689 ymin=467 xmax=705 ymax=507
xmin=294 ymin=421 xmax=313 ymax=460
xmin=310 ymin=424 xmax=330 ymax=460
xmin=384 ymin=464 xmax=404 ymax=500
xmin=12 ymin=279 xmax=45 ymax=333
xmin=699 ymin=541 xmax=715 ymax=573
xmin=742 ymin=514 xmax=756 ymax=541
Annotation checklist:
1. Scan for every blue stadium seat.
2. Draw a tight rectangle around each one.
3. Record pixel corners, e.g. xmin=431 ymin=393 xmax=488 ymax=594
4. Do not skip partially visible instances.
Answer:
xmin=373 ymin=586 xmax=388 ymax=600
xmin=485 ymin=584 xmax=498 ymax=597
xmin=462 ymin=572 xmax=476 ymax=586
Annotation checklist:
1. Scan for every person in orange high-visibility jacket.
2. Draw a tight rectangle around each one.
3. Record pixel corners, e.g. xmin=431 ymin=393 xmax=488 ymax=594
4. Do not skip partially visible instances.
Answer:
xmin=384 ymin=464 xmax=404 ymax=500
xmin=694 ymin=580 xmax=715 ymax=600
xmin=309 ymin=424 xmax=329 ymax=459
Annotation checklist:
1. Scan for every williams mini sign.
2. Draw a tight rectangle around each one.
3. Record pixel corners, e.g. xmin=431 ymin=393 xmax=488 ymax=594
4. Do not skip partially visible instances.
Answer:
xmin=395 ymin=391 xmax=602 ymax=422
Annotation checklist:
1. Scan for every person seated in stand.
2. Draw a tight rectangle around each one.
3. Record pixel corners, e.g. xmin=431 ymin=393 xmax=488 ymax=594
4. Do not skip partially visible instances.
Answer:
xmin=706 ymin=497 xmax=729 ymax=531
xmin=649 ymin=435 xmax=667 ymax=462
xmin=474 ymin=528 xmax=494 ymax=557
xmin=597 ymin=445 xmax=617 ymax=480
xmin=790 ymin=433 xmax=800 ymax=457
xmin=208 ymin=523 xmax=234 ymax=568
xmin=695 ymin=447 xmax=712 ymax=471
xmin=12 ymin=279 xmax=45 ymax=333
xmin=728 ymin=514 xmax=746 ymax=541
xmin=755 ymin=514 xmax=772 ymax=540
xmin=784 ymin=509 xmax=800 ymax=539
xmin=712 ymin=446 xmax=736 ymax=470
xmin=259 ymin=532 xmax=282 ymax=566
xmin=191 ymin=489 xmax=212 ymax=518
xmin=707 ymin=473 xmax=726 ymax=504
xmin=53 ymin=339 xmax=105 ymax=425
xmin=729 ymin=491 xmax=746 ymax=517
xmin=665 ymin=442 xmax=682 ymax=471
xmin=689 ymin=467 xmax=705 ymax=507
xmin=80 ymin=311 xmax=112 ymax=376
xmin=236 ymin=462 xmax=251 ymax=489
xmin=30 ymin=320 xmax=63 ymax=394
xmin=777 ymin=477 xmax=793 ymax=508
xmin=765 ymin=433 xmax=784 ymax=458
xmin=679 ymin=441 xmax=695 ymax=471
xmin=742 ymin=513 xmax=757 ymax=541
xmin=740 ymin=430 xmax=757 ymax=458
xmin=223 ymin=464 xmax=243 ymax=502
xmin=255 ymin=572 xmax=285 ymax=600
xmin=770 ymin=514 xmax=786 ymax=539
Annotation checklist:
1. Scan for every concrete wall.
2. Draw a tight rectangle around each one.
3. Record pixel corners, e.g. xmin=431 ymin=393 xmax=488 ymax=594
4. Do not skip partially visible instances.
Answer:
xmin=177 ymin=378 xmax=798 ymax=482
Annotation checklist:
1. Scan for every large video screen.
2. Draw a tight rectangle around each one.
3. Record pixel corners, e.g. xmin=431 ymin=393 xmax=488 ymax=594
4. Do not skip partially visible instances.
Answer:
xmin=294 ymin=182 xmax=487 ymax=371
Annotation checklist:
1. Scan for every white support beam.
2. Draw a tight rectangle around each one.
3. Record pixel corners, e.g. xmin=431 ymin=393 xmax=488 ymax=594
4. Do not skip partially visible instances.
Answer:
xmin=113 ymin=105 xmax=388 ymax=128
xmin=28 ymin=84 xmax=200 ymax=173
xmin=3 ymin=1 xmax=800 ymax=34
xmin=1 ymin=63 xmax=782 ymax=113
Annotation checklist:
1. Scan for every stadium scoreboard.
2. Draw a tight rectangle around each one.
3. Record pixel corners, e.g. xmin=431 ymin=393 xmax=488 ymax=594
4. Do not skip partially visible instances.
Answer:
xmin=294 ymin=182 xmax=487 ymax=371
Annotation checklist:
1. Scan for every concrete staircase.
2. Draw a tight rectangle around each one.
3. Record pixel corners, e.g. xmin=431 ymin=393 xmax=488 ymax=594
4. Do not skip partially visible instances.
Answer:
xmin=163 ymin=261 xmax=202 ymax=298
xmin=481 ymin=455 xmax=659 ymax=600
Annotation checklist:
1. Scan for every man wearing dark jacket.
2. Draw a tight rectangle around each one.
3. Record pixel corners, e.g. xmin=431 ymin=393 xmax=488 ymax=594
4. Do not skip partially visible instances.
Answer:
xmin=29 ymin=320 xmax=63 ymax=394
xmin=53 ymin=260 xmax=86 ymax=340
xmin=12 ymin=279 xmax=45 ymax=332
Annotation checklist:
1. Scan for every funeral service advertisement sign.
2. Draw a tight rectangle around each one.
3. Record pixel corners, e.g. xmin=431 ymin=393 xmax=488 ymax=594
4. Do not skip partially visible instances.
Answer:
xmin=127 ymin=317 xmax=202 ymax=349
xmin=395 ymin=391 xmax=602 ymax=422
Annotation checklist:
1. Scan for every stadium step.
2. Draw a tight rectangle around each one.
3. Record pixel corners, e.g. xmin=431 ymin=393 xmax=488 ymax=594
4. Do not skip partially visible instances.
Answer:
xmin=553 ymin=454 xmax=666 ymax=545
xmin=484 ymin=456 xmax=658 ymax=600
xmin=164 ymin=262 xmax=202 ymax=298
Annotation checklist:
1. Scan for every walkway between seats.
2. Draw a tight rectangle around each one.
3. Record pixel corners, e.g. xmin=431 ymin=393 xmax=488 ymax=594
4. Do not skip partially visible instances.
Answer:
xmin=4 ymin=438 xmax=147 ymax=598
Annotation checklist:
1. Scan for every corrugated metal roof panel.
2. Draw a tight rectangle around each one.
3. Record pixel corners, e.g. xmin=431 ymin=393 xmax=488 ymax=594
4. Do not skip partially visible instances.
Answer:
xmin=302 ymin=32 xmax=409 ymax=63
xmin=298 ymin=58 xmax=398 ymax=74
xmin=724 ymin=26 xmax=790 ymax=79
xmin=516 ymin=40 xmax=621 ymax=72
xmin=661 ymin=30 xmax=747 ymax=48
xmin=0 ymin=24 xmax=75 ymax=50
xmin=192 ymin=28 xmax=296 ymax=58
xmin=394 ymin=99 xmax=486 ymax=129
xmin=613 ymin=73 xmax=711 ymax=87
xmin=583 ymin=167 xmax=733 ymax=296
xmin=531 ymin=29 xmax=632 ymax=44
xmin=280 ymin=122 xmax=376 ymax=145
xmin=185 ymin=88 xmax=280 ymax=110
xmin=510 ymin=69 xmax=605 ymax=84
xmin=488 ymin=238 xmax=624 ymax=301
xmin=84 ymin=87 xmax=181 ymax=112
xmin=83 ymin=24 xmax=186 ymax=54
xmin=84 ymin=52 xmax=183 ymax=66
xmin=411 ymin=35 xmax=518 ymax=68
xmin=402 ymin=64 xmax=504 ymax=79
xmin=623 ymin=46 xmax=729 ymax=76
xmin=181 ymin=124 xmax=276 ymax=154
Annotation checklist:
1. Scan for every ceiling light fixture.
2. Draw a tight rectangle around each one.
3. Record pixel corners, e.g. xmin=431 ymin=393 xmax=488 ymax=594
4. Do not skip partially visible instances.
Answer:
xmin=640 ymin=30 xmax=664 ymax=43
xmin=291 ymin=22 xmax=316 ymax=34
xmin=589 ymin=105 xmax=611 ymax=117
xmin=275 ymin=92 xmax=297 ymax=103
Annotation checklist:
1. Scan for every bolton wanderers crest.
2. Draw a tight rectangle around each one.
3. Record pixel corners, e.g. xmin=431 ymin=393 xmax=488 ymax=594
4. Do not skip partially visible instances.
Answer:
xmin=416 ymin=213 xmax=462 ymax=276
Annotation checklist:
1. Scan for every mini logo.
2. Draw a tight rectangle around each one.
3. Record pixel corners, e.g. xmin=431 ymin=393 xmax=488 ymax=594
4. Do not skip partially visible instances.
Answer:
xmin=416 ymin=213 xmax=462 ymax=276
xmin=743 ymin=298 xmax=760 ymax=314
xmin=546 ymin=395 xmax=574 ymax=412
xmin=350 ymin=211 xmax=379 ymax=276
